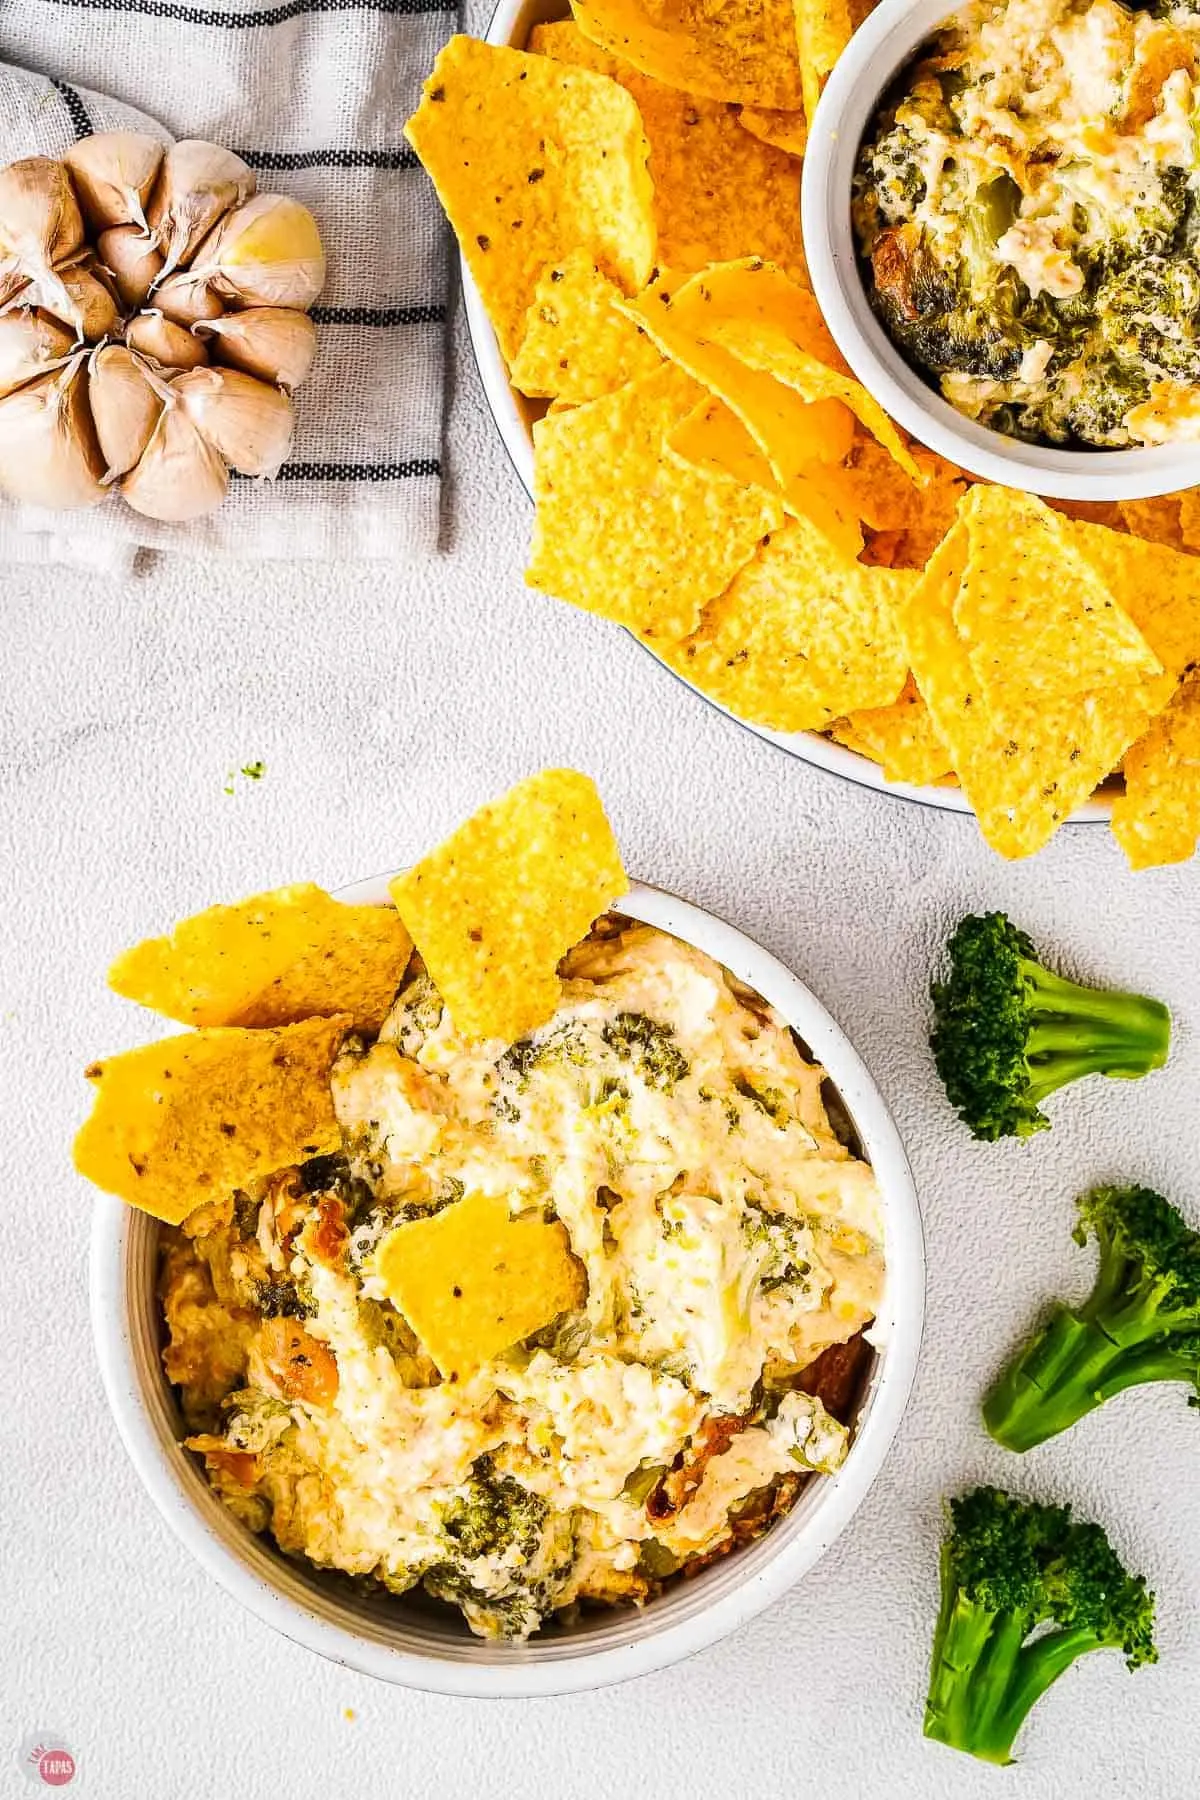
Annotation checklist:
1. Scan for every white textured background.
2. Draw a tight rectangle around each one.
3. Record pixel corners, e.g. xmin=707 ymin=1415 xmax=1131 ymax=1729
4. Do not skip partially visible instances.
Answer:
xmin=4 ymin=289 xmax=1200 ymax=1797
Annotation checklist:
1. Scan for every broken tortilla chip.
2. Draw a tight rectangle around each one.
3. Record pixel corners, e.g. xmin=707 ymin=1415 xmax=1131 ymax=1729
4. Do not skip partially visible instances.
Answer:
xmin=952 ymin=487 xmax=1161 ymax=705
xmin=796 ymin=0 xmax=854 ymax=121
xmin=737 ymin=106 xmax=808 ymax=156
xmin=529 ymin=21 xmax=808 ymax=283
xmin=73 ymin=1016 xmax=348 ymax=1224
xmin=526 ymin=361 xmax=784 ymax=641
xmin=510 ymin=251 xmax=662 ymax=402
xmin=1112 ymin=670 xmax=1200 ymax=870
xmin=570 ymin=0 xmax=804 ymax=108
xmin=108 ymin=885 xmax=412 ymax=1034
xmin=829 ymin=677 xmax=954 ymax=785
xmin=894 ymin=527 xmax=1162 ymax=858
xmin=388 ymin=769 xmax=626 ymax=1045
xmin=373 ymin=1189 xmax=587 ymax=1380
xmin=655 ymin=517 xmax=912 ymax=732
xmin=405 ymin=36 xmax=655 ymax=363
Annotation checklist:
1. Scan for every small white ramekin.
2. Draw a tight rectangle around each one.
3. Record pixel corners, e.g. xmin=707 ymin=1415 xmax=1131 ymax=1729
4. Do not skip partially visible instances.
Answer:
xmin=90 ymin=878 xmax=924 ymax=1697
xmin=802 ymin=0 xmax=1200 ymax=500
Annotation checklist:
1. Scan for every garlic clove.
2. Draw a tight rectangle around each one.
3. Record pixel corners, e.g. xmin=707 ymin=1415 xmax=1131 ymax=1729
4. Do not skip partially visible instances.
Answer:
xmin=147 ymin=140 xmax=256 ymax=277
xmin=0 ymin=353 xmax=107 ymax=508
xmin=97 ymin=223 xmax=164 ymax=310
xmin=24 ymin=257 xmax=122 ymax=341
xmin=198 ymin=305 xmax=316 ymax=390
xmin=0 ymin=157 xmax=85 ymax=275
xmin=152 ymin=268 xmax=224 ymax=326
xmin=173 ymin=364 xmax=293 ymax=476
xmin=62 ymin=132 xmax=164 ymax=235
xmin=194 ymin=194 xmax=325 ymax=311
xmin=0 ymin=308 xmax=76 ymax=400
xmin=89 ymin=343 xmax=165 ymax=477
xmin=125 ymin=308 xmax=210 ymax=370
xmin=120 ymin=401 xmax=229 ymax=520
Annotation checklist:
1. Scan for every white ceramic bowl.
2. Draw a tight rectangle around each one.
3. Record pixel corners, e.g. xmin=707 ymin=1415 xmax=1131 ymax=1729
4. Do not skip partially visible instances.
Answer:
xmin=90 ymin=878 xmax=924 ymax=1697
xmin=467 ymin=0 xmax=1113 ymax=823
xmin=802 ymin=0 xmax=1200 ymax=501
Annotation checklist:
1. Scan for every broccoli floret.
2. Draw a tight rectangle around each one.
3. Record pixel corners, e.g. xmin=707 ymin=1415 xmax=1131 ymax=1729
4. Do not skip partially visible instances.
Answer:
xmin=924 ymin=1486 xmax=1156 ymax=1765
xmin=930 ymin=913 xmax=1171 ymax=1141
xmin=440 ymin=1459 xmax=547 ymax=1564
xmin=601 ymin=1012 xmax=690 ymax=1090
xmin=742 ymin=1208 xmax=815 ymax=1292
xmin=984 ymin=1185 xmax=1200 ymax=1451
xmin=1098 ymin=253 xmax=1200 ymax=381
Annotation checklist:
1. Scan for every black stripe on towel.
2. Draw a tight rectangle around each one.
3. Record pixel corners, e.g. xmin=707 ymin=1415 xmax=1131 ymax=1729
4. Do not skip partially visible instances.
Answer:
xmin=310 ymin=304 xmax=445 ymax=327
xmin=239 ymin=148 xmax=420 ymax=171
xmin=43 ymin=0 xmax=450 ymax=23
xmin=233 ymin=460 xmax=441 ymax=481
xmin=51 ymin=78 xmax=93 ymax=139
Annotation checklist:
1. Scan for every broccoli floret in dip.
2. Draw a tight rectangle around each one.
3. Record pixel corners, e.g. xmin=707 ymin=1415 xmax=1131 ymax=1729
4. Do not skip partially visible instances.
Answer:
xmin=853 ymin=0 xmax=1200 ymax=447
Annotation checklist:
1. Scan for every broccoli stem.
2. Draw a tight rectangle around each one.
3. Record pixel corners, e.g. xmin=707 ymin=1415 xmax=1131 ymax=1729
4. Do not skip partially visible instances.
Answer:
xmin=926 ymin=1605 xmax=1052 ymax=1766
xmin=1020 ymin=962 xmax=1172 ymax=1101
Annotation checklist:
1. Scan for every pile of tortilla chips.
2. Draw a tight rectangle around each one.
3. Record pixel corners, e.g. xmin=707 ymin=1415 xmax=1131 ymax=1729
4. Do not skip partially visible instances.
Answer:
xmin=74 ymin=770 xmax=627 ymax=1242
xmin=406 ymin=13 xmax=1200 ymax=869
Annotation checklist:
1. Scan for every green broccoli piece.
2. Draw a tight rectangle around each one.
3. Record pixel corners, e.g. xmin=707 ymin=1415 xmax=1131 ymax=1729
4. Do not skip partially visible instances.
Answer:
xmin=930 ymin=913 xmax=1170 ymax=1141
xmin=925 ymin=1486 xmax=1156 ymax=1766
xmin=440 ymin=1460 xmax=547 ymax=1565
xmin=984 ymin=1185 xmax=1200 ymax=1451
xmin=601 ymin=1012 xmax=689 ymax=1090
xmin=1098 ymin=252 xmax=1200 ymax=383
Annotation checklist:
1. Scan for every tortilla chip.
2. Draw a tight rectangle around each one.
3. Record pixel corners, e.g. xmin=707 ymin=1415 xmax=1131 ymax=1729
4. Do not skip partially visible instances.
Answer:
xmin=510 ymin=252 xmax=662 ymax=402
xmin=1112 ymin=670 xmax=1200 ymax=869
xmin=529 ymin=22 xmax=808 ymax=283
xmin=570 ymin=0 xmax=804 ymax=108
xmin=951 ymin=488 xmax=1162 ymax=706
xmin=655 ymin=517 xmax=912 ymax=732
xmin=405 ymin=36 xmax=655 ymax=363
xmin=388 ymin=769 xmax=626 ymax=1044
xmin=840 ymin=436 xmax=966 ymax=535
xmin=1119 ymin=494 xmax=1186 ymax=548
xmin=73 ymin=1016 xmax=348 ymax=1224
xmin=894 ymin=527 xmax=1162 ymax=857
xmin=373 ymin=1190 xmax=587 ymax=1379
xmin=668 ymin=394 xmax=782 ymax=493
xmin=796 ymin=0 xmax=854 ymax=120
xmin=737 ymin=107 xmax=808 ymax=156
xmin=708 ymin=315 xmax=922 ymax=481
xmin=108 ymin=885 xmax=411 ymax=1034
xmin=527 ymin=362 xmax=783 ymax=641
xmin=828 ymin=677 xmax=954 ymax=784
xmin=1068 ymin=519 xmax=1200 ymax=683
xmin=1175 ymin=489 xmax=1200 ymax=551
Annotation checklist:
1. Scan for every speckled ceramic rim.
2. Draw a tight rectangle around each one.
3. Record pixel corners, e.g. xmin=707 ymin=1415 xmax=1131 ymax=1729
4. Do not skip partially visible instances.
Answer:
xmin=802 ymin=0 xmax=1200 ymax=502
xmin=90 ymin=878 xmax=925 ymax=1697
xmin=466 ymin=0 xmax=1113 ymax=825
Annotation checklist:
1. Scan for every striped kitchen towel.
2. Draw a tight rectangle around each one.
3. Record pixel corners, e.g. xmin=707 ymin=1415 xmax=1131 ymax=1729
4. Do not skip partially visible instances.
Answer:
xmin=0 ymin=0 xmax=455 ymax=571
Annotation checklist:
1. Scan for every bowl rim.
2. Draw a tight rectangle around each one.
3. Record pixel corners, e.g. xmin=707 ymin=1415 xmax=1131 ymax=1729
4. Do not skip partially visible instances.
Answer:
xmin=89 ymin=876 xmax=925 ymax=1697
xmin=465 ymin=0 xmax=1114 ymax=825
xmin=800 ymin=0 xmax=1200 ymax=502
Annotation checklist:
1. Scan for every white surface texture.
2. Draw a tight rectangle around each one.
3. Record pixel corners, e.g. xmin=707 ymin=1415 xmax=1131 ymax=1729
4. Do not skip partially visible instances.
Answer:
xmin=4 ymin=212 xmax=1200 ymax=1800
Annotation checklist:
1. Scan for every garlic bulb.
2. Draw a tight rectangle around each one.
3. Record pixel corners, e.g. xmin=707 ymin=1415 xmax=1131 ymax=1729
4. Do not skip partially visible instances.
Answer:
xmin=194 ymin=195 xmax=325 ymax=311
xmin=0 ymin=309 xmax=75 ymax=400
xmin=121 ymin=402 xmax=229 ymax=520
xmin=152 ymin=269 xmax=224 ymax=327
xmin=63 ymin=133 xmax=163 ymax=235
xmin=148 ymin=140 xmax=255 ymax=277
xmin=0 ymin=157 xmax=84 ymax=278
xmin=0 ymin=354 xmax=106 ymax=508
xmin=125 ymin=309 xmax=209 ymax=370
xmin=97 ymin=224 xmax=164 ymax=310
xmin=199 ymin=306 xmax=317 ymax=391
xmin=173 ymin=364 xmax=293 ymax=476
xmin=89 ymin=344 xmax=164 ymax=477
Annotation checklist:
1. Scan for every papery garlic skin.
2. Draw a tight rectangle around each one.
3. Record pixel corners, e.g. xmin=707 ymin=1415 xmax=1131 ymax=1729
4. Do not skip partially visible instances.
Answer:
xmin=152 ymin=269 xmax=224 ymax=327
xmin=147 ymin=140 xmax=256 ymax=277
xmin=0 ymin=309 xmax=75 ymax=401
xmin=173 ymin=364 xmax=293 ymax=477
xmin=0 ymin=354 xmax=106 ymax=508
xmin=97 ymin=224 xmax=164 ymax=310
xmin=47 ymin=260 xmax=121 ymax=341
xmin=125 ymin=309 xmax=209 ymax=370
xmin=63 ymin=132 xmax=163 ymax=235
xmin=196 ymin=194 xmax=325 ymax=311
xmin=199 ymin=305 xmax=316 ymax=391
xmin=89 ymin=343 xmax=164 ymax=477
xmin=0 ymin=157 xmax=85 ymax=276
xmin=120 ymin=401 xmax=229 ymax=520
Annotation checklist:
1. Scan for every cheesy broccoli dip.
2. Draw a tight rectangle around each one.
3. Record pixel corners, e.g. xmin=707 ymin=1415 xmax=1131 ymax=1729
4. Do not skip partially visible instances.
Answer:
xmin=160 ymin=919 xmax=884 ymax=1640
xmin=854 ymin=0 xmax=1200 ymax=447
